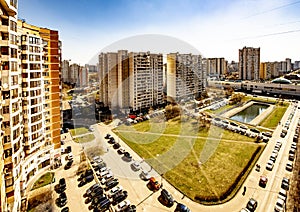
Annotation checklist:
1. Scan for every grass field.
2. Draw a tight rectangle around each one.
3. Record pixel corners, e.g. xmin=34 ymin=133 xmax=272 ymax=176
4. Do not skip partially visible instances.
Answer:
xmin=259 ymin=105 xmax=288 ymax=129
xmin=114 ymin=117 xmax=261 ymax=204
xmin=74 ymin=134 xmax=95 ymax=143
xmin=31 ymin=172 xmax=55 ymax=191
xmin=70 ymin=127 xmax=89 ymax=136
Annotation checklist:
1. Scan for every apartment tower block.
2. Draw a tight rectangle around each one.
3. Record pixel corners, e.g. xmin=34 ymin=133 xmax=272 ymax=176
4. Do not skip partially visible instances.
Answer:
xmin=99 ymin=50 xmax=164 ymax=112
xmin=239 ymin=46 xmax=260 ymax=81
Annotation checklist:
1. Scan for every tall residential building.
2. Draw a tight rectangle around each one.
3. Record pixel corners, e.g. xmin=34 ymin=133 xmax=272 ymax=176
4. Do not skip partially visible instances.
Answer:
xmin=69 ymin=63 xmax=80 ymax=84
xmin=99 ymin=50 xmax=164 ymax=112
xmin=61 ymin=59 xmax=70 ymax=83
xmin=238 ymin=47 xmax=260 ymax=81
xmin=38 ymin=27 xmax=62 ymax=152
xmin=294 ymin=61 xmax=300 ymax=70
xmin=166 ymin=53 xmax=205 ymax=102
xmin=0 ymin=6 xmax=61 ymax=209
xmin=79 ymin=65 xmax=89 ymax=87
xmin=1 ymin=1 xmax=23 ymax=211
xmin=205 ymin=58 xmax=227 ymax=78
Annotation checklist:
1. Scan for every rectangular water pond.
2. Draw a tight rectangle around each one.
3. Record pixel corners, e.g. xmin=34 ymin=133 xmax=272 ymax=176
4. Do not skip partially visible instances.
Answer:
xmin=230 ymin=103 xmax=269 ymax=123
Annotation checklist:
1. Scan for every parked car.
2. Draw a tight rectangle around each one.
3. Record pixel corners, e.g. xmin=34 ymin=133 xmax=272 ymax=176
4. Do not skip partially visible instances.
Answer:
xmin=65 ymin=146 xmax=72 ymax=153
xmin=86 ymin=187 xmax=104 ymax=203
xmin=174 ymin=203 xmax=191 ymax=212
xmin=262 ymin=132 xmax=272 ymax=138
xmin=278 ymin=188 xmax=287 ymax=202
xmin=147 ymin=177 xmax=161 ymax=192
xmin=274 ymin=198 xmax=285 ymax=212
xmin=131 ymin=161 xmax=141 ymax=171
xmin=108 ymin=186 xmax=123 ymax=198
xmin=246 ymin=198 xmax=258 ymax=212
xmin=259 ymin=176 xmax=268 ymax=188
xmin=140 ymin=170 xmax=151 ymax=181
xmin=112 ymin=191 xmax=128 ymax=206
xmin=266 ymin=160 xmax=274 ymax=171
xmin=78 ymin=169 xmax=93 ymax=181
xmin=56 ymin=192 xmax=67 ymax=207
xmin=123 ymin=152 xmax=132 ymax=161
xmin=92 ymin=197 xmax=111 ymax=211
xmin=61 ymin=207 xmax=69 ymax=212
xmin=286 ymin=161 xmax=293 ymax=171
xmin=105 ymin=179 xmax=119 ymax=191
xmin=113 ymin=143 xmax=121 ymax=149
xmin=281 ymin=177 xmax=289 ymax=190
xmin=288 ymin=153 xmax=295 ymax=161
xmin=90 ymin=195 xmax=108 ymax=209
xmin=117 ymin=147 xmax=126 ymax=155
xmin=124 ymin=205 xmax=136 ymax=212
xmin=291 ymin=143 xmax=297 ymax=150
xmin=158 ymin=189 xmax=174 ymax=207
xmin=115 ymin=200 xmax=131 ymax=212
xmin=84 ymin=183 xmax=101 ymax=197
xmin=105 ymin=134 xmax=111 ymax=139
xmin=66 ymin=152 xmax=73 ymax=160
xmin=64 ymin=160 xmax=73 ymax=170
xmin=79 ymin=174 xmax=94 ymax=187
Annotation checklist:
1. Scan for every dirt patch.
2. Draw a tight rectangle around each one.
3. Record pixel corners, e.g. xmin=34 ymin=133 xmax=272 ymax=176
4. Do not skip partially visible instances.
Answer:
xmin=27 ymin=190 xmax=54 ymax=212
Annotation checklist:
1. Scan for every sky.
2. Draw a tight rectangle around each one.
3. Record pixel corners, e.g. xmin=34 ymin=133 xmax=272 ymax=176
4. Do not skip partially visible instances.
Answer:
xmin=18 ymin=0 xmax=300 ymax=65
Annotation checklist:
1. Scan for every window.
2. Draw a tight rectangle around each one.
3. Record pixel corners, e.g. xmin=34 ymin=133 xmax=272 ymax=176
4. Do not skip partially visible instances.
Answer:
xmin=1 ymin=46 xmax=9 ymax=55
xmin=11 ymin=61 xmax=17 ymax=72
xmin=4 ymin=136 xmax=11 ymax=144
xmin=2 ymin=61 xmax=9 ymax=70
xmin=21 ymin=35 xmax=27 ymax=42
xmin=13 ymin=128 xmax=20 ymax=140
xmin=10 ymin=48 xmax=17 ymax=58
xmin=4 ymin=149 xmax=12 ymax=158
xmin=3 ymin=106 xmax=9 ymax=114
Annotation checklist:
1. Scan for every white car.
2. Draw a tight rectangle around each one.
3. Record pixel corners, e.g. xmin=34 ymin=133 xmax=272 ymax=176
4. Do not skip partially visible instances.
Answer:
xmin=274 ymin=198 xmax=285 ymax=212
xmin=278 ymin=188 xmax=287 ymax=202
xmin=67 ymin=152 xmax=73 ymax=160
xmin=286 ymin=161 xmax=293 ymax=171
xmin=131 ymin=161 xmax=141 ymax=171
xmin=108 ymin=185 xmax=123 ymax=198
xmin=266 ymin=160 xmax=274 ymax=171
xmin=115 ymin=200 xmax=130 ymax=212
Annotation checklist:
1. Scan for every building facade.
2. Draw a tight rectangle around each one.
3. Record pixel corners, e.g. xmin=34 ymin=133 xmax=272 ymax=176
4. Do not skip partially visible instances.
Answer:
xmin=205 ymin=57 xmax=227 ymax=79
xmin=79 ymin=64 xmax=89 ymax=87
xmin=69 ymin=63 xmax=80 ymax=85
xmin=166 ymin=53 xmax=205 ymax=102
xmin=61 ymin=59 xmax=70 ymax=83
xmin=1 ymin=1 xmax=23 ymax=211
xmin=99 ymin=50 xmax=164 ymax=112
xmin=238 ymin=47 xmax=260 ymax=81
xmin=0 ymin=3 xmax=61 ymax=210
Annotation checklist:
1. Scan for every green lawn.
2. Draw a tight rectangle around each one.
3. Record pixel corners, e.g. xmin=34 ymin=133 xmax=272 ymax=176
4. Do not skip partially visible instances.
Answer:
xmin=114 ymin=118 xmax=261 ymax=204
xmin=70 ymin=127 xmax=89 ymax=136
xmin=259 ymin=105 xmax=288 ymax=129
xmin=31 ymin=172 xmax=55 ymax=191
xmin=74 ymin=134 xmax=95 ymax=143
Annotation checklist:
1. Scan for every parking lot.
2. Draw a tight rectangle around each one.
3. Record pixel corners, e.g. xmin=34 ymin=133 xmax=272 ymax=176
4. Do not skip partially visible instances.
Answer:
xmin=48 ymin=100 xmax=300 ymax=212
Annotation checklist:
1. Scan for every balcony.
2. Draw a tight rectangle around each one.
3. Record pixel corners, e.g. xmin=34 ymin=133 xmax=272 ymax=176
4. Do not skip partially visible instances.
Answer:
xmin=5 ymin=183 xmax=14 ymax=193
xmin=0 ymin=25 xmax=9 ymax=31
xmin=4 ymin=156 xmax=12 ymax=164
xmin=0 ymin=39 xmax=9 ymax=46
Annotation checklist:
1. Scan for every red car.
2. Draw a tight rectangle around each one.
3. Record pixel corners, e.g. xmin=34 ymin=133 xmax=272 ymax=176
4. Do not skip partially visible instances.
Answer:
xmin=259 ymin=175 xmax=268 ymax=188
